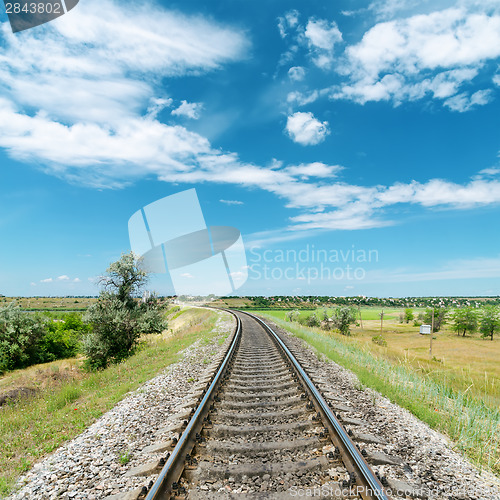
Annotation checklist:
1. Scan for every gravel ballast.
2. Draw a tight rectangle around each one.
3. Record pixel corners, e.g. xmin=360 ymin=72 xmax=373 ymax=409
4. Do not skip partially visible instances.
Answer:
xmin=266 ymin=317 xmax=500 ymax=500
xmin=6 ymin=309 xmax=500 ymax=500
xmin=7 ymin=310 xmax=235 ymax=500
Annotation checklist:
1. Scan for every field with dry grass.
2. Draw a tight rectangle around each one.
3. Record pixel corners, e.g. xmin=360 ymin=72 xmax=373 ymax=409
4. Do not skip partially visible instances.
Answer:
xmin=258 ymin=308 xmax=500 ymax=408
xmin=256 ymin=308 xmax=500 ymax=475
xmin=0 ymin=296 xmax=98 ymax=311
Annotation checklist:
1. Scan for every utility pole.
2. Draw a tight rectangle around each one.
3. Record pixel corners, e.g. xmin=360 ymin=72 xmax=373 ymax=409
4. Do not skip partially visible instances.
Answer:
xmin=429 ymin=308 xmax=435 ymax=359
xmin=380 ymin=309 xmax=384 ymax=333
xmin=358 ymin=305 xmax=363 ymax=329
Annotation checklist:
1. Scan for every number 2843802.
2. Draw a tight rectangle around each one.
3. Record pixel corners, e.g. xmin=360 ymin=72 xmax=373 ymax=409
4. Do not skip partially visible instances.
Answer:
xmin=5 ymin=2 xmax=62 ymax=14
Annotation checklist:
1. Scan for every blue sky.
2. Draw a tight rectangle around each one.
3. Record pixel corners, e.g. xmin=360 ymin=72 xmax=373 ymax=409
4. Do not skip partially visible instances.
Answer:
xmin=1 ymin=0 xmax=500 ymax=297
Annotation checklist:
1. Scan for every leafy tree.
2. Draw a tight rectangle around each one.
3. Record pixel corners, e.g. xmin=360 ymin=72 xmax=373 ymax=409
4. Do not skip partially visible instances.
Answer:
xmin=480 ymin=305 xmax=500 ymax=341
xmin=100 ymin=252 xmax=148 ymax=307
xmin=304 ymin=312 xmax=321 ymax=327
xmin=285 ymin=309 xmax=300 ymax=322
xmin=451 ymin=307 xmax=479 ymax=337
xmin=136 ymin=297 xmax=168 ymax=335
xmin=404 ymin=308 xmax=414 ymax=323
xmin=333 ymin=306 xmax=357 ymax=336
xmin=424 ymin=307 xmax=448 ymax=332
xmin=0 ymin=304 xmax=46 ymax=372
xmin=321 ymin=308 xmax=329 ymax=321
xmin=83 ymin=253 xmax=167 ymax=369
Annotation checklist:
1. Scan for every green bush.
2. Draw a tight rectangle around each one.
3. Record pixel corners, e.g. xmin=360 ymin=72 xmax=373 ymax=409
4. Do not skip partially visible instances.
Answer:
xmin=42 ymin=313 xmax=88 ymax=361
xmin=299 ymin=312 xmax=320 ymax=327
xmin=83 ymin=294 xmax=167 ymax=370
xmin=0 ymin=307 xmax=89 ymax=373
xmin=372 ymin=334 xmax=387 ymax=346
xmin=0 ymin=304 xmax=46 ymax=372
xmin=136 ymin=300 xmax=167 ymax=335
xmin=82 ymin=253 xmax=167 ymax=370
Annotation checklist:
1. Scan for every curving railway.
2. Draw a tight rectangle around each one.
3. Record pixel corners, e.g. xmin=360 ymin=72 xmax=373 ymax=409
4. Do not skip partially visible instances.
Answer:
xmin=140 ymin=310 xmax=392 ymax=499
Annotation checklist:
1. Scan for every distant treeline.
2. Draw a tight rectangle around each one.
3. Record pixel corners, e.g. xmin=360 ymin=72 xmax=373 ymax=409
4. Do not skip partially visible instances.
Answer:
xmin=229 ymin=295 xmax=500 ymax=309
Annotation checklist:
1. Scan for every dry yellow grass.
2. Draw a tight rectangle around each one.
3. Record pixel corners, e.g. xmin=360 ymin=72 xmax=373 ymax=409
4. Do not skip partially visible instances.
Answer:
xmin=348 ymin=318 xmax=500 ymax=408
xmin=0 ymin=296 xmax=98 ymax=310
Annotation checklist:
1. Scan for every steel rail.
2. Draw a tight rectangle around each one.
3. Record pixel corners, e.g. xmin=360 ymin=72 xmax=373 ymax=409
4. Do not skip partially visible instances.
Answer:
xmin=241 ymin=310 xmax=391 ymax=500
xmin=145 ymin=312 xmax=241 ymax=500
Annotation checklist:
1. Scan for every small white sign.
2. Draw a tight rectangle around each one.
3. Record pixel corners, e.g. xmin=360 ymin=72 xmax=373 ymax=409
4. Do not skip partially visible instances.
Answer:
xmin=420 ymin=324 xmax=431 ymax=335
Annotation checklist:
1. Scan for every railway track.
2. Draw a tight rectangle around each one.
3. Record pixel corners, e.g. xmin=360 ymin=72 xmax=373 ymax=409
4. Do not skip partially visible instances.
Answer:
xmin=136 ymin=310 xmax=393 ymax=500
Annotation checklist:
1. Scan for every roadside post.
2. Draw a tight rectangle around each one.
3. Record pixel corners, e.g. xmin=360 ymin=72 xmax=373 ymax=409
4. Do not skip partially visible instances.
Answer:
xmin=429 ymin=308 xmax=435 ymax=359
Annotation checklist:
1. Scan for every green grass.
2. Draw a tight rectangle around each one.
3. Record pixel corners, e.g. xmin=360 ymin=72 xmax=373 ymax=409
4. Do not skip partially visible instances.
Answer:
xmin=259 ymin=313 xmax=500 ymax=476
xmin=46 ymin=386 xmax=82 ymax=412
xmin=252 ymin=307 xmax=398 ymax=321
xmin=119 ymin=451 xmax=131 ymax=465
xmin=0 ymin=308 xmax=230 ymax=497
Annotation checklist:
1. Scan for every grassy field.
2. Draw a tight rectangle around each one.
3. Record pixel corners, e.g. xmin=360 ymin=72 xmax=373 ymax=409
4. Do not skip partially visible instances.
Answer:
xmin=253 ymin=307 xmax=499 ymax=407
xmin=254 ymin=307 xmax=400 ymax=322
xmin=0 ymin=307 xmax=231 ymax=496
xmin=0 ymin=296 xmax=98 ymax=311
xmin=255 ymin=309 xmax=500 ymax=476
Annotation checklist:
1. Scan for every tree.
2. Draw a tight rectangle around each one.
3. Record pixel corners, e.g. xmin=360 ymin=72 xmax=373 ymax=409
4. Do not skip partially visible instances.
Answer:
xmin=100 ymin=252 xmax=148 ymax=308
xmin=83 ymin=253 xmax=167 ymax=369
xmin=451 ymin=307 xmax=478 ymax=337
xmin=0 ymin=304 xmax=47 ymax=372
xmin=285 ymin=310 xmax=300 ymax=322
xmin=480 ymin=305 xmax=500 ymax=341
xmin=333 ymin=306 xmax=357 ymax=336
xmin=404 ymin=308 xmax=414 ymax=324
xmin=304 ymin=312 xmax=321 ymax=327
xmin=424 ymin=307 xmax=448 ymax=332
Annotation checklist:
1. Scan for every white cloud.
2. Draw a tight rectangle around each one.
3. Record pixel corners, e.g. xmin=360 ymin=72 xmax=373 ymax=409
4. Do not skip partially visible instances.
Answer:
xmin=180 ymin=273 xmax=194 ymax=278
xmin=277 ymin=10 xmax=300 ymax=38
xmin=30 ymin=282 xmax=36 ymax=287
xmin=220 ymin=199 xmax=244 ymax=205
xmin=285 ymin=112 xmax=330 ymax=145
xmin=281 ymin=177 xmax=500 ymax=231
xmin=0 ymin=0 xmax=248 ymax=187
xmin=1 ymin=0 xmax=500 ymax=236
xmin=147 ymin=97 xmax=173 ymax=119
xmin=57 ymin=275 xmax=70 ymax=281
xmin=334 ymin=7 xmax=500 ymax=108
xmin=479 ymin=167 xmax=500 ymax=176
xmin=277 ymin=13 xmax=343 ymax=71
xmin=0 ymin=1 xmax=247 ymax=125
xmin=288 ymin=66 xmax=306 ymax=81
xmin=303 ymin=18 xmax=343 ymax=68
xmin=73 ymin=278 xmax=81 ymax=283
xmin=443 ymin=89 xmax=492 ymax=111
xmin=287 ymin=90 xmax=319 ymax=106
xmin=285 ymin=162 xmax=342 ymax=178
xmin=171 ymin=100 xmax=203 ymax=120
xmin=40 ymin=278 xmax=53 ymax=283
xmin=368 ymin=0 xmax=436 ymax=21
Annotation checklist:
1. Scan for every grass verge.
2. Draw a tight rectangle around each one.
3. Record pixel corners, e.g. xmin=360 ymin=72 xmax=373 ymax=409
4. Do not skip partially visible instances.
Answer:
xmin=0 ymin=308 xmax=229 ymax=497
xmin=259 ymin=314 xmax=500 ymax=477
